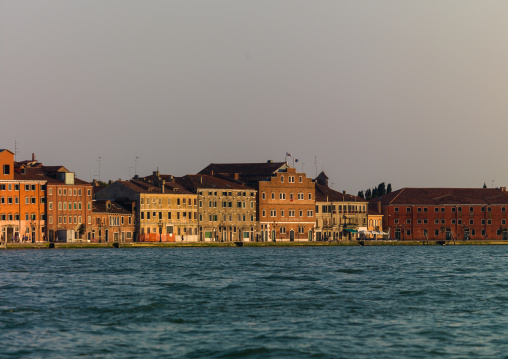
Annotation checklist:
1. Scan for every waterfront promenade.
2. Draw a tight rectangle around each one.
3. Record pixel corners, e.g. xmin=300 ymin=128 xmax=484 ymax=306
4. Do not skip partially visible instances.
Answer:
xmin=2 ymin=239 xmax=508 ymax=249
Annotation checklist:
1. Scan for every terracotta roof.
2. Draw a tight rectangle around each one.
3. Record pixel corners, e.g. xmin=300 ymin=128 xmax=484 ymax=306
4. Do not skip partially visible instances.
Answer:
xmin=92 ymin=200 xmax=133 ymax=214
xmin=0 ymin=149 xmax=14 ymax=155
xmin=374 ymin=188 xmax=508 ymax=206
xmin=118 ymin=179 xmax=194 ymax=195
xmin=12 ymin=166 xmax=90 ymax=185
xmin=198 ymin=162 xmax=287 ymax=184
xmin=176 ymin=174 xmax=254 ymax=192
xmin=315 ymin=183 xmax=366 ymax=203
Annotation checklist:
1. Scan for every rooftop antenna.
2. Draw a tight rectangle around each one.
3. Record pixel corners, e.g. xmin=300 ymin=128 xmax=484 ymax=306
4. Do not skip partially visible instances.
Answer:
xmin=98 ymin=156 xmax=102 ymax=182
xmin=314 ymin=156 xmax=318 ymax=177
xmin=135 ymin=156 xmax=140 ymax=176
xmin=14 ymin=140 xmax=19 ymax=161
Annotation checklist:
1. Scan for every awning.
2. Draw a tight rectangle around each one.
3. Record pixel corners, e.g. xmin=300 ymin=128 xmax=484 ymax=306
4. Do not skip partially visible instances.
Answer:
xmin=344 ymin=229 xmax=358 ymax=233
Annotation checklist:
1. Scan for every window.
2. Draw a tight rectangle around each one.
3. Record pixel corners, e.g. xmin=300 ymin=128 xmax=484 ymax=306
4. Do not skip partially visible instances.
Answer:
xmin=458 ymin=219 xmax=462 ymax=225
xmin=262 ymin=193 xmax=266 ymax=200
xmin=458 ymin=207 xmax=462 ymax=212
xmin=281 ymin=210 xmax=284 ymax=217
xmin=503 ymin=219 xmax=506 ymax=225
xmin=423 ymin=208 xmax=428 ymax=212
xmin=417 ymin=219 xmax=422 ymax=224
xmin=299 ymin=176 xmax=302 ymax=183
xmin=308 ymin=193 xmax=312 ymax=200
xmin=417 ymin=208 xmax=422 ymax=213
xmin=406 ymin=219 xmax=411 ymax=224
xmin=289 ymin=210 xmax=295 ymax=217
xmin=406 ymin=207 xmax=411 ymax=213
xmin=31 ymin=197 xmax=36 ymax=204
xmin=442 ymin=208 xmax=446 ymax=212
xmin=307 ymin=210 xmax=313 ymax=217
xmin=298 ymin=193 xmax=304 ymax=200
xmin=63 ymin=189 xmax=67 ymax=196
xmin=435 ymin=230 xmax=439 ymax=236
xmin=3 ymin=164 xmax=10 ymax=175
xmin=470 ymin=207 xmax=474 ymax=212
xmin=470 ymin=220 xmax=474 ymax=225
xmin=280 ymin=176 xmax=284 ymax=183
xmin=406 ymin=229 xmax=411 ymax=236
xmin=395 ymin=207 xmax=399 ymax=212
xmin=262 ymin=210 xmax=266 ymax=217
xmin=488 ymin=220 xmax=492 ymax=225
xmin=434 ymin=219 xmax=439 ymax=224
xmin=488 ymin=207 xmax=492 ymax=212
xmin=395 ymin=219 xmax=399 ymax=224
xmin=271 ymin=193 xmax=275 ymax=200
xmin=481 ymin=219 xmax=485 ymax=225
xmin=7 ymin=197 xmax=12 ymax=204
xmin=434 ymin=208 xmax=439 ymax=213
xmin=270 ymin=210 xmax=276 ymax=217
xmin=49 ymin=202 xmax=53 ymax=210
xmin=279 ymin=193 xmax=286 ymax=200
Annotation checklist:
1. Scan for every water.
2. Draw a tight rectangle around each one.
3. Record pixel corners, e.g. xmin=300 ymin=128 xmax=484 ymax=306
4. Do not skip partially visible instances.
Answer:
xmin=1 ymin=246 xmax=508 ymax=358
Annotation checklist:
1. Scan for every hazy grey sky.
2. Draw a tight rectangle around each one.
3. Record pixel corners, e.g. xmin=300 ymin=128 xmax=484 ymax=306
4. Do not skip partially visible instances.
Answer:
xmin=2 ymin=1 xmax=508 ymax=193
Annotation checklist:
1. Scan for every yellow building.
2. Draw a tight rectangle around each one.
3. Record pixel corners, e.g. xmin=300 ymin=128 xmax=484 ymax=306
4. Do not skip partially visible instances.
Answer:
xmin=95 ymin=172 xmax=198 ymax=241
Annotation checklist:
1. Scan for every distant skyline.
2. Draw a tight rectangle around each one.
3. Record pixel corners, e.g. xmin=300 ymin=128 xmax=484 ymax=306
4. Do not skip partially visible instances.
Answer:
xmin=2 ymin=1 xmax=508 ymax=193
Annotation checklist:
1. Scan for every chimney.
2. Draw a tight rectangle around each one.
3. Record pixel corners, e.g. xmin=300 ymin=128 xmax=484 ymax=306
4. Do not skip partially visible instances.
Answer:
xmin=234 ymin=173 xmax=239 ymax=180
xmin=377 ymin=200 xmax=382 ymax=213
xmin=200 ymin=176 xmax=203 ymax=184
xmin=161 ymin=180 xmax=165 ymax=193
xmin=211 ymin=170 xmax=214 ymax=176
xmin=343 ymin=190 xmax=346 ymax=195
xmin=32 ymin=153 xmax=35 ymax=162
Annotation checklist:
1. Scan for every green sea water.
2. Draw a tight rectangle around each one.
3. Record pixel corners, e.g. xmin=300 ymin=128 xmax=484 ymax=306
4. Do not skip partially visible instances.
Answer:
xmin=1 ymin=246 xmax=507 ymax=358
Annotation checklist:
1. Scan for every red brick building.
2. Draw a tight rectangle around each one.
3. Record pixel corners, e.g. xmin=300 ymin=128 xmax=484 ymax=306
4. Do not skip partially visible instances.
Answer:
xmin=373 ymin=187 xmax=508 ymax=241
xmin=15 ymin=160 xmax=93 ymax=242
xmin=89 ymin=200 xmax=136 ymax=243
xmin=199 ymin=162 xmax=315 ymax=241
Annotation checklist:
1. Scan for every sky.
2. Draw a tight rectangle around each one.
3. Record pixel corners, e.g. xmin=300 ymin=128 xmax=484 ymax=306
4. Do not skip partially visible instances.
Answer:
xmin=2 ymin=1 xmax=508 ymax=194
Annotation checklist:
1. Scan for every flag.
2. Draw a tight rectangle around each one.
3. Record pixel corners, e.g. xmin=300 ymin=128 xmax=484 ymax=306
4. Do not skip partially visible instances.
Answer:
xmin=286 ymin=152 xmax=292 ymax=157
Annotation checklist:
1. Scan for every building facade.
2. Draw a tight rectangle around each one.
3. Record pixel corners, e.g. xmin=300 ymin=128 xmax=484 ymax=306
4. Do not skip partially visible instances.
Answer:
xmin=0 ymin=150 xmax=47 ymax=243
xmin=177 ymin=174 xmax=257 ymax=242
xmin=258 ymin=167 xmax=315 ymax=242
xmin=95 ymin=172 xmax=198 ymax=242
xmin=373 ymin=187 xmax=508 ymax=241
xmin=89 ymin=200 xmax=136 ymax=243
xmin=314 ymin=173 xmax=368 ymax=241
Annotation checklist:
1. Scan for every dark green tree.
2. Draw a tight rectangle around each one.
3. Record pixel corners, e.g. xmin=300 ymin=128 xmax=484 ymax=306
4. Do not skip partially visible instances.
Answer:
xmin=378 ymin=182 xmax=386 ymax=196
xmin=387 ymin=183 xmax=392 ymax=193
xmin=357 ymin=190 xmax=365 ymax=199
xmin=365 ymin=188 xmax=372 ymax=199
xmin=483 ymin=183 xmax=487 ymax=188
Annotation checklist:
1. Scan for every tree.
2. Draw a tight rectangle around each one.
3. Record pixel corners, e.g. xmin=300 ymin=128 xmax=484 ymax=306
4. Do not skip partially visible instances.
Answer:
xmin=357 ymin=190 xmax=365 ymax=199
xmin=378 ymin=182 xmax=386 ymax=196
xmin=387 ymin=183 xmax=392 ymax=193
xmin=483 ymin=183 xmax=487 ymax=188
xmin=365 ymin=188 xmax=372 ymax=200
